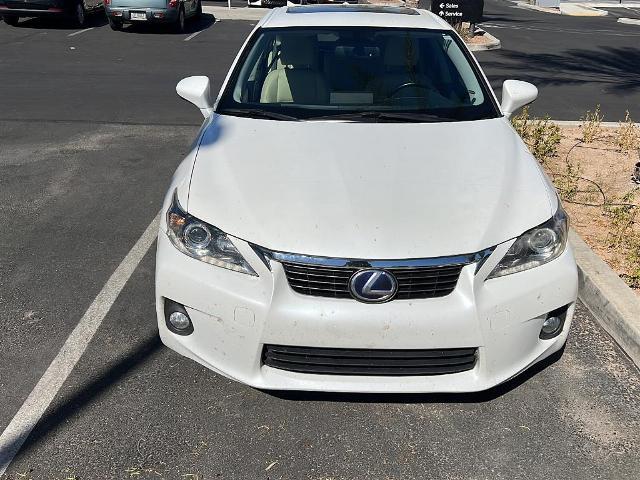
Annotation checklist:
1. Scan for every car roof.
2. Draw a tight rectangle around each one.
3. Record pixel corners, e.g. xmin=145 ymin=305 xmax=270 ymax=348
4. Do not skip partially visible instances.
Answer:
xmin=260 ymin=5 xmax=452 ymax=30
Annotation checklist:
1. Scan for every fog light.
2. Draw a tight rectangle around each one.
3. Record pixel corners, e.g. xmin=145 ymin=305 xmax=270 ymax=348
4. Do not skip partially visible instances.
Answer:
xmin=112 ymin=11 xmax=122 ymax=16
xmin=542 ymin=316 xmax=561 ymax=335
xmin=164 ymin=299 xmax=194 ymax=335
xmin=539 ymin=305 xmax=569 ymax=340
xmin=169 ymin=311 xmax=190 ymax=330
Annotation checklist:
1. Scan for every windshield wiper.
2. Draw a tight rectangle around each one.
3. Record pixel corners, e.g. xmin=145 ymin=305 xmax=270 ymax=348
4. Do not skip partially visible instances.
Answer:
xmin=308 ymin=111 xmax=458 ymax=123
xmin=218 ymin=108 xmax=300 ymax=121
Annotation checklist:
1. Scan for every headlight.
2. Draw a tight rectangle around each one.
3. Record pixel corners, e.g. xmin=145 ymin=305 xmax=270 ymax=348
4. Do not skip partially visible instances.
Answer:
xmin=166 ymin=191 xmax=257 ymax=276
xmin=488 ymin=205 xmax=568 ymax=279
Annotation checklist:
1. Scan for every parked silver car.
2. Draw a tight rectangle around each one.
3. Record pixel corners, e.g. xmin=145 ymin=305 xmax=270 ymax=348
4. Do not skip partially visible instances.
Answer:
xmin=104 ymin=0 xmax=201 ymax=31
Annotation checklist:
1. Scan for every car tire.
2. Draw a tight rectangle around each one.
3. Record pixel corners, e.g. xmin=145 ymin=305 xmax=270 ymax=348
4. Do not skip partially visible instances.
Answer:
xmin=108 ymin=17 xmax=122 ymax=30
xmin=72 ymin=1 xmax=87 ymax=27
xmin=3 ymin=15 xmax=20 ymax=26
xmin=173 ymin=5 xmax=185 ymax=33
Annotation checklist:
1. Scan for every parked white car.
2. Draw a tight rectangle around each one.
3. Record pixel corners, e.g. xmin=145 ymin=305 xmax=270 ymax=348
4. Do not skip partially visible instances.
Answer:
xmin=155 ymin=5 xmax=578 ymax=393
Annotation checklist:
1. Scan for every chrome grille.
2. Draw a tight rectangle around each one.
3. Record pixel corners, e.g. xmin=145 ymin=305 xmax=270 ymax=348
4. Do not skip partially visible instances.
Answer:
xmin=263 ymin=344 xmax=478 ymax=376
xmin=281 ymin=262 xmax=464 ymax=300
xmin=282 ymin=263 xmax=354 ymax=299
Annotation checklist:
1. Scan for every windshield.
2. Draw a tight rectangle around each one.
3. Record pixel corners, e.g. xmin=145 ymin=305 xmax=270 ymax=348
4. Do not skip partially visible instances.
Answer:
xmin=217 ymin=27 xmax=499 ymax=122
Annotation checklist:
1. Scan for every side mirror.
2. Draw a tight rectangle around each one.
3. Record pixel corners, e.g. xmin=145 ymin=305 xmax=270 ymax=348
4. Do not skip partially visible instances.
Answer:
xmin=500 ymin=80 xmax=538 ymax=118
xmin=176 ymin=76 xmax=213 ymax=118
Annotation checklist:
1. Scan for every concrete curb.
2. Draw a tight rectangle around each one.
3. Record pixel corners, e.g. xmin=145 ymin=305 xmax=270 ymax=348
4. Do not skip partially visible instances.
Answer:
xmin=560 ymin=3 xmax=608 ymax=16
xmin=203 ymin=6 xmax=268 ymax=21
xmin=570 ymin=230 xmax=640 ymax=368
xmin=515 ymin=1 xmax=561 ymax=14
xmin=550 ymin=120 xmax=640 ymax=128
xmin=578 ymin=2 xmax=640 ymax=6
xmin=618 ymin=17 xmax=640 ymax=25
xmin=467 ymin=30 xmax=502 ymax=51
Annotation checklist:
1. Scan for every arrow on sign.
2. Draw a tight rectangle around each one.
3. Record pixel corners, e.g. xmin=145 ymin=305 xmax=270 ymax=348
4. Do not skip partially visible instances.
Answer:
xmin=440 ymin=2 xmax=444 ymax=7
xmin=439 ymin=10 xmax=444 ymax=15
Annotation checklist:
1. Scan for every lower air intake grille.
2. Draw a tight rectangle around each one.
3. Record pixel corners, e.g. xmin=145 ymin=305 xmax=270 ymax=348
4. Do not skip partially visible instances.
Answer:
xmin=262 ymin=344 xmax=478 ymax=376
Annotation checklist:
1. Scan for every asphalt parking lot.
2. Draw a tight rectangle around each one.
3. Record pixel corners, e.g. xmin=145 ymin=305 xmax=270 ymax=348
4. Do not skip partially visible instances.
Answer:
xmin=1 ymin=2 xmax=639 ymax=478
xmin=473 ymin=0 xmax=640 ymax=120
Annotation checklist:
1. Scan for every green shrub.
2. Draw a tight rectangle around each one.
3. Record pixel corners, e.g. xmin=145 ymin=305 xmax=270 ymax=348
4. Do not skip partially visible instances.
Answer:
xmin=580 ymin=105 xmax=603 ymax=143
xmin=605 ymin=189 xmax=638 ymax=249
xmin=616 ymin=110 xmax=639 ymax=152
xmin=511 ymin=107 xmax=562 ymax=163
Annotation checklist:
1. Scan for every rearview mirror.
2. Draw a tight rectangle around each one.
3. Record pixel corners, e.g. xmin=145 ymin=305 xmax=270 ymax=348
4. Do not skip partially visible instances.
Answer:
xmin=500 ymin=80 xmax=538 ymax=118
xmin=176 ymin=76 xmax=213 ymax=118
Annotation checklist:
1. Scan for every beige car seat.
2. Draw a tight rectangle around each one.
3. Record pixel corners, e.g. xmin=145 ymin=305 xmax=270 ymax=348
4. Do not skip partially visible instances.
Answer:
xmin=260 ymin=36 xmax=329 ymax=105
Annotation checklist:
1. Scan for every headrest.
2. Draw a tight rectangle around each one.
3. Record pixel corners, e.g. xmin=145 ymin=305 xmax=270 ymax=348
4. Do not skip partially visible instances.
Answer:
xmin=280 ymin=36 xmax=316 ymax=68
xmin=384 ymin=36 xmax=419 ymax=67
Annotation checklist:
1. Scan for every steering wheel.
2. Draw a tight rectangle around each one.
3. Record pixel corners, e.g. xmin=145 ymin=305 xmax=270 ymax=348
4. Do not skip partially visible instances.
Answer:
xmin=389 ymin=82 xmax=431 ymax=98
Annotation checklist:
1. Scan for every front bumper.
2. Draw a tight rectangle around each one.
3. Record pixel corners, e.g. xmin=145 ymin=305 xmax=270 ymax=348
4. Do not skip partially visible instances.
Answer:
xmin=105 ymin=6 xmax=178 ymax=23
xmin=155 ymin=232 xmax=578 ymax=393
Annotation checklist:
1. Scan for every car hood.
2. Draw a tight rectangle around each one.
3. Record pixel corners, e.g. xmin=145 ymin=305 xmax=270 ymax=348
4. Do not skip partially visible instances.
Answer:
xmin=187 ymin=115 xmax=555 ymax=259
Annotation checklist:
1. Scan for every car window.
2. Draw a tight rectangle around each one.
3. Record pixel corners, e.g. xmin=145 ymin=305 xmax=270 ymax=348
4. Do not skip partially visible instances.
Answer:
xmin=218 ymin=27 xmax=499 ymax=122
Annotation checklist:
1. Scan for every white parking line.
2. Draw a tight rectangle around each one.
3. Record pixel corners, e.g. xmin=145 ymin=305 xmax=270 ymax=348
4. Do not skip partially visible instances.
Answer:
xmin=184 ymin=30 xmax=203 ymax=42
xmin=68 ymin=27 xmax=94 ymax=37
xmin=0 ymin=214 xmax=160 ymax=476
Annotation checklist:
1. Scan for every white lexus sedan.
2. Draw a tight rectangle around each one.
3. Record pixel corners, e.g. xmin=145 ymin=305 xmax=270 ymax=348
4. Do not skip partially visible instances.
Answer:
xmin=155 ymin=5 xmax=578 ymax=393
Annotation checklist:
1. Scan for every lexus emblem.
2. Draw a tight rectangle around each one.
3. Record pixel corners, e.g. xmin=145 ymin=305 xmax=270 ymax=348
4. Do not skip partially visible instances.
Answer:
xmin=349 ymin=269 xmax=398 ymax=303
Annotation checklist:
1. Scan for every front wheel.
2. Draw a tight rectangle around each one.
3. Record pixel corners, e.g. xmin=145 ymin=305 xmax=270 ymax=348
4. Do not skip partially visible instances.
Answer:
xmin=3 ymin=15 xmax=20 ymax=26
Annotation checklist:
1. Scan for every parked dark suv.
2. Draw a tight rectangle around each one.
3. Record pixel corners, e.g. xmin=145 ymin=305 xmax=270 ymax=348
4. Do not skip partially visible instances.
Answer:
xmin=0 ymin=0 xmax=104 ymax=27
